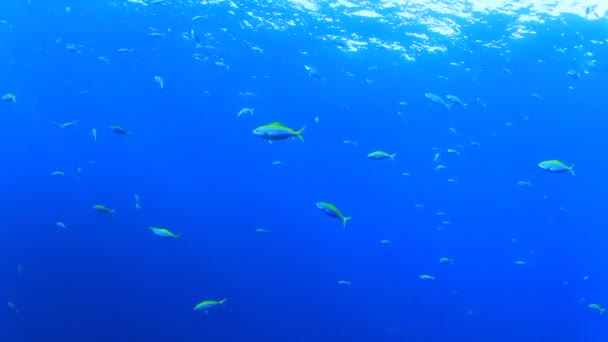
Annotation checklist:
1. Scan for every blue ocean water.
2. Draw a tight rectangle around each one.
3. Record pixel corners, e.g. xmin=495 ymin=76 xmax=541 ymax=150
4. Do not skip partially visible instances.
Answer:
xmin=1 ymin=1 xmax=607 ymax=341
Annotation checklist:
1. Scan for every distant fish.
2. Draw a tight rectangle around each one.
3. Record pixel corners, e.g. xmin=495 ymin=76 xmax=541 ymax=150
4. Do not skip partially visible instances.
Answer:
xmin=215 ymin=61 xmax=230 ymax=70
xmin=7 ymin=302 xmax=20 ymax=315
xmin=367 ymin=151 xmax=397 ymax=161
xmin=566 ymin=70 xmax=580 ymax=79
xmin=193 ymin=299 xmax=227 ymax=314
xmin=93 ymin=204 xmax=114 ymax=215
xmin=117 ymin=48 xmax=134 ymax=53
xmin=190 ymin=29 xmax=201 ymax=47
xmin=2 ymin=93 xmax=16 ymax=103
xmin=253 ymin=122 xmax=305 ymax=143
xmin=237 ymin=107 xmax=255 ymax=117
xmin=425 ymin=93 xmax=451 ymax=109
xmin=304 ymin=65 xmax=321 ymax=80
xmin=109 ymin=125 xmax=131 ymax=136
xmin=53 ymin=120 xmax=77 ymax=130
xmin=538 ymin=160 xmax=575 ymax=176
xmin=91 ymin=128 xmax=97 ymax=142
xmin=445 ymin=95 xmax=467 ymax=108
xmin=316 ymin=202 xmax=351 ymax=228
xmin=97 ymin=56 xmax=110 ymax=64
xmin=149 ymin=227 xmax=181 ymax=239
xmin=154 ymin=75 xmax=164 ymax=89
xmin=589 ymin=304 xmax=605 ymax=315
xmin=439 ymin=257 xmax=453 ymax=265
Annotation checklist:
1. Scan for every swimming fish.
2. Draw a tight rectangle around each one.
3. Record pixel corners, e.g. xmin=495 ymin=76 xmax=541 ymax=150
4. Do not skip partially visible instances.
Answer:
xmin=517 ymin=180 xmax=532 ymax=187
xmin=425 ymin=93 xmax=451 ymax=109
xmin=589 ymin=303 xmax=605 ymax=315
xmin=419 ymin=274 xmax=435 ymax=280
xmin=316 ymin=202 xmax=352 ymax=228
xmin=193 ymin=298 xmax=227 ymax=313
xmin=2 ymin=93 xmax=16 ymax=102
xmin=149 ymin=227 xmax=181 ymax=239
xmin=367 ymin=151 xmax=397 ymax=161
xmin=439 ymin=257 xmax=454 ymax=265
xmin=93 ymin=204 xmax=114 ymax=215
xmin=54 ymin=121 xmax=77 ymax=130
xmin=445 ymin=94 xmax=467 ymax=108
xmin=7 ymin=302 xmax=20 ymax=315
xmin=253 ymin=122 xmax=305 ymax=142
xmin=237 ymin=107 xmax=255 ymax=117
xmin=190 ymin=29 xmax=201 ymax=47
xmin=154 ymin=75 xmax=164 ymax=89
xmin=304 ymin=65 xmax=321 ymax=80
xmin=110 ymin=125 xmax=131 ymax=136
xmin=134 ymin=193 xmax=142 ymax=211
xmin=538 ymin=160 xmax=575 ymax=176
xmin=215 ymin=61 xmax=230 ymax=70
xmin=91 ymin=128 xmax=97 ymax=142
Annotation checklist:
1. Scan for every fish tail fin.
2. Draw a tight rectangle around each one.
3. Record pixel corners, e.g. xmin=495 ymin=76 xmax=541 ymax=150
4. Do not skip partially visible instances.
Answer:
xmin=175 ymin=233 xmax=182 ymax=240
xmin=297 ymin=126 xmax=306 ymax=142
xmin=601 ymin=308 xmax=605 ymax=316
xmin=219 ymin=298 xmax=228 ymax=305
xmin=569 ymin=164 xmax=575 ymax=176
xmin=390 ymin=153 xmax=397 ymax=161
xmin=342 ymin=216 xmax=352 ymax=228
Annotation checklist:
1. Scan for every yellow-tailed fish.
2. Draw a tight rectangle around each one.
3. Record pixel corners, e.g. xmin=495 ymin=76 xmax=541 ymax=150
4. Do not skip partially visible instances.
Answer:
xmin=93 ymin=204 xmax=114 ymax=215
xmin=193 ymin=298 xmax=227 ymax=313
xmin=367 ymin=151 xmax=397 ymax=161
xmin=589 ymin=304 xmax=605 ymax=315
xmin=316 ymin=202 xmax=351 ymax=227
xmin=538 ymin=160 xmax=575 ymax=176
xmin=253 ymin=122 xmax=305 ymax=143
xmin=149 ymin=226 xmax=181 ymax=239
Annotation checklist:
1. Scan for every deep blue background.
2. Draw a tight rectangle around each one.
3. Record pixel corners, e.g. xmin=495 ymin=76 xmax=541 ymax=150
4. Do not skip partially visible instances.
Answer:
xmin=1 ymin=1 xmax=607 ymax=341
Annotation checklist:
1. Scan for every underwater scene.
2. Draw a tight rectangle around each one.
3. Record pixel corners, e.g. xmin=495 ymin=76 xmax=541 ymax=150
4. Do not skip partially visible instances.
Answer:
xmin=1 ymin=0 xmax=607 ymax=341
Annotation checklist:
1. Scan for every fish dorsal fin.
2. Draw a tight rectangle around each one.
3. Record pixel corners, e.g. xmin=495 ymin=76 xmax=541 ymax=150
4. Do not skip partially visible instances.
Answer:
xmin=269 ymin=122 xmax=286 ymax=127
